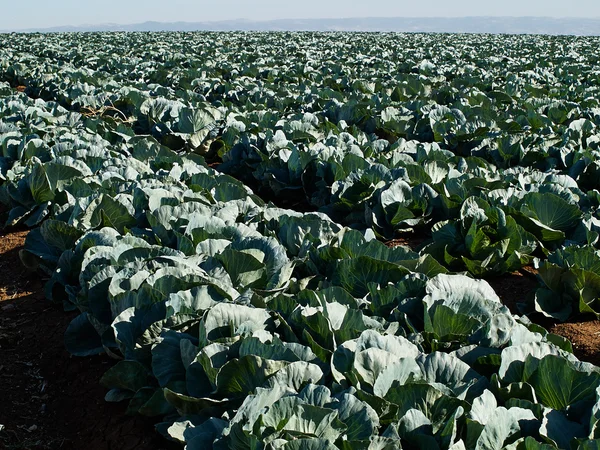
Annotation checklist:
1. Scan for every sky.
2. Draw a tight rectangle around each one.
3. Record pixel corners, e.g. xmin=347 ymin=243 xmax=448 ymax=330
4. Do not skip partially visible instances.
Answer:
xmin=3 ymin=0 xmax=600 ymax=30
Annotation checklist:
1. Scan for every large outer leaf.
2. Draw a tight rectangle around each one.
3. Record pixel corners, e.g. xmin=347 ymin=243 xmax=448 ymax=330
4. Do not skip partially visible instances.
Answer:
xmin=424 ymin=274 xmax=501 ymax=309
xmin=520 ymin=192 xmax=581 ymax=232
xmin=330 ymin=256 xmax=410 ymax=297
xmin=64 ymin=312 xmax=105 ymax=356
xmin=475 ymin=407 xmax=537 ymax=450
xmin=100 ymin=360 xmax=149 ymax=392
xmin=28 ymin=163 xmax=54 ymax=203
xmin=499 ymin=342 xmax=576 ymax=384
xmin=526 ymin=355 xmax=600 ymax=410
xmin=202 ymin=303 xmax=271 ymax=342
xmin=215 ymin=355 xmax=288 ymax=397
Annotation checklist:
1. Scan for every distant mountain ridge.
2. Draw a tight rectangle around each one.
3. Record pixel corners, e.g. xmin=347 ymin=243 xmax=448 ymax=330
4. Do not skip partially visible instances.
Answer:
xmin=4 ymin=17 xmax=600 ymax=35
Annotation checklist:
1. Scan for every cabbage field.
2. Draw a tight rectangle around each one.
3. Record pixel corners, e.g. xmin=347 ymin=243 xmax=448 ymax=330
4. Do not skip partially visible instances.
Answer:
xmin=2 ymin=31 xmax=600 ymax=449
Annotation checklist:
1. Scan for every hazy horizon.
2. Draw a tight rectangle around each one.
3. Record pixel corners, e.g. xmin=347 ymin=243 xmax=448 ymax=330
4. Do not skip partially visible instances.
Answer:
xmin=3 ymin=0 xmax=600 ymax=31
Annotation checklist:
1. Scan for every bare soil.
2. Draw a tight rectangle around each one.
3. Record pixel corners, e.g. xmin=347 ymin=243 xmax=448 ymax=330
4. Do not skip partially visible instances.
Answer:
xmin=486 ymin=267 xmax=600 ymax=366
xmin=485 ymin=267 xmax=539 ymax=315
xmin=384 ymin=234 xmax=429 ymax=251
xmin=551 ymin=321 xmax=600 ymax=367
xmin=0 ymin=230 xmax=179 ymax=450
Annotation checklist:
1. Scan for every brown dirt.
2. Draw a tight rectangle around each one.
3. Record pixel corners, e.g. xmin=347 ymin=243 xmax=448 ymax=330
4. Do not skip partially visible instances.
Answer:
xmin=550 ymin=321 xmax=600 ymax=367
xmin=485 ymin=266 xmax=600 ymax=365
xmin=485 ymin=267 xmax=539 ymax=316
xmin=385 ymin=234 xmax=428 ymax=251
xmin=0 ymin=231 xmax=40 ymax=303
xmin=0 ymin=229 xmax=179 ymax=450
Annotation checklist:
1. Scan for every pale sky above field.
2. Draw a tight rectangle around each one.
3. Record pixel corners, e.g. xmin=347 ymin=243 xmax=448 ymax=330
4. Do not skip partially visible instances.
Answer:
xmin=2 ymin=0 xmax=600 ymax=30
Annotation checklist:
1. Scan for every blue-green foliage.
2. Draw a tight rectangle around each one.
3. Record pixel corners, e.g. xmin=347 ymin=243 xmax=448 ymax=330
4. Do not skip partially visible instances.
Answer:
xmin=2 ymin=32 xmax=600 ymax=449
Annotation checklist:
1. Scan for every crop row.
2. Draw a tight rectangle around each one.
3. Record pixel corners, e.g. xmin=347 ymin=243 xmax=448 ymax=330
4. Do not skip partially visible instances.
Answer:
xmin=4 ymin=33 xmax=600 ymax=321
xmin=1 ymin=32 xmax=600 ymax=449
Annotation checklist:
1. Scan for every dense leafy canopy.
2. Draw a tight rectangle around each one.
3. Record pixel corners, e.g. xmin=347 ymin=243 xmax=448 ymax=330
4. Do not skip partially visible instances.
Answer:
xmin=2 ymin=31 xmax=600 ymax=449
